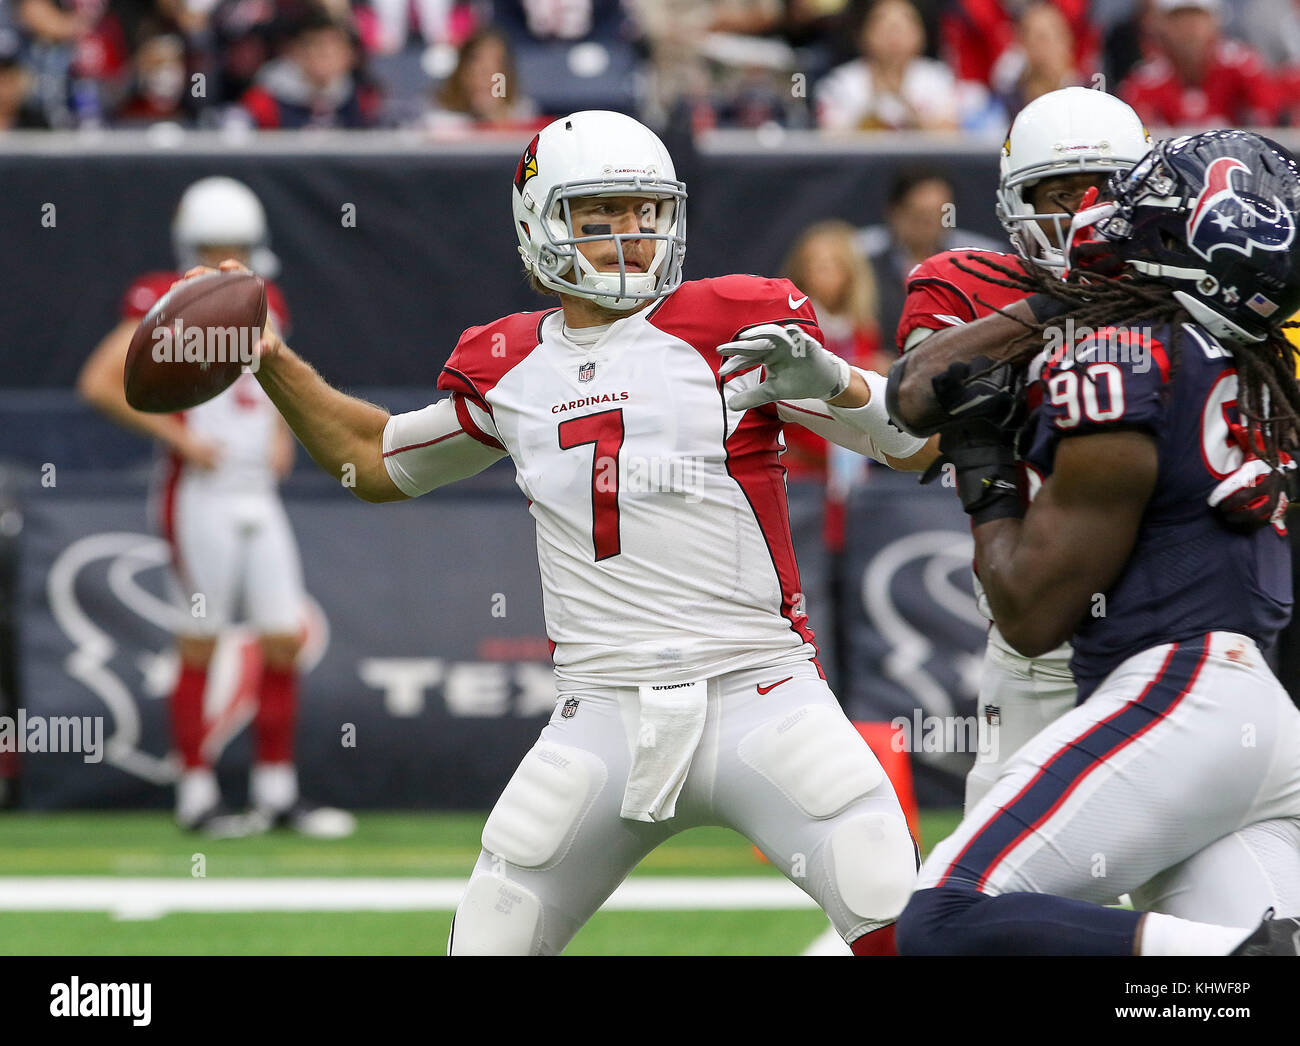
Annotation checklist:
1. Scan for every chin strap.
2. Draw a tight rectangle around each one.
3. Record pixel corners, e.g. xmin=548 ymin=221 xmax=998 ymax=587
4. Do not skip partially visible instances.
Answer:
xmin=1118 ymin=255 xmax=1267 ymax=346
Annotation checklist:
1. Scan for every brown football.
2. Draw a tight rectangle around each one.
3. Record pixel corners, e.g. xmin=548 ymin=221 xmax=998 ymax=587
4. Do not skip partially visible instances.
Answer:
xmin=123 ymin=271 xmax=267 ymax=413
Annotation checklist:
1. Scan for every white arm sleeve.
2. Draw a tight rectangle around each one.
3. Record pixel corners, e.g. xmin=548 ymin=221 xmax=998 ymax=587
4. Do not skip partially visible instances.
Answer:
xmin=777 ymin=368 xmax=928 ymax=463
xmin=382 ymin=396 xmax=508 ymax=497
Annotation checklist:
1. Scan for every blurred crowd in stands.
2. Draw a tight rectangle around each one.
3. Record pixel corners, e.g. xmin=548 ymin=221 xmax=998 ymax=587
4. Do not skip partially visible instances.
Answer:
xmin=1 ymin=0 xmax=1299 ymax=135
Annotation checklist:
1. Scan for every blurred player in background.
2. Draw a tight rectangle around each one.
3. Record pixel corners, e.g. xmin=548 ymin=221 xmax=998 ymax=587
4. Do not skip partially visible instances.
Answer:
xmin=77 ymin=177 xmax=354 ymax=840
xmin=897 ymin=86 xmax=1149 ymax=810
xmin=190 ymin=110 xmax=939 ymax=955
xmin=891 ymin=129 xmax=1300 ymax=955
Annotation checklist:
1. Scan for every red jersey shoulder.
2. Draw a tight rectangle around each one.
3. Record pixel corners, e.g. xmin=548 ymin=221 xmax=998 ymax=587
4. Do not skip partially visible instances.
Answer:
xmin=662 ymin=274 xmax=819 ymax=333
xmin=649 ymin=275 xmax=822 ymax=373
xmin=264 ymin=281 xmax=291 ymax=336
xmin=897 ymin=249 xmax=1028 ymax=351
xmin=906 ymin=249 xmax=1027 ymax=295
xmin=122 ymin=271 xmax=291 ymax=333
xmin=120 ymin=272 xmax=179 ymax=319
xmin=437 ymin=308 xmax=557 ymax=406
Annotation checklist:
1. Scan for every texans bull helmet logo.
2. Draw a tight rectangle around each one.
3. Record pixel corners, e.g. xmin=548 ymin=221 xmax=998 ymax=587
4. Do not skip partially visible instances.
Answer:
xmin=1187 ymin=156 xmax=1296 ymax=262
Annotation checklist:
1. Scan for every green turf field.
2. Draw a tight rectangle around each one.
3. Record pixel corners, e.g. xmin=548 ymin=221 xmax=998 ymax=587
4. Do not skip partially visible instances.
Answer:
xmin=0 ymin=810 xmax=963 ymax=955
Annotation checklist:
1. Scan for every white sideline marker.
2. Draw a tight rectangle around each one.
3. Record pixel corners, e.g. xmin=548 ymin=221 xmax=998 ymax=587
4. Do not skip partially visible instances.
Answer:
xmin=0 ymin=876 xmax=822 ymax=920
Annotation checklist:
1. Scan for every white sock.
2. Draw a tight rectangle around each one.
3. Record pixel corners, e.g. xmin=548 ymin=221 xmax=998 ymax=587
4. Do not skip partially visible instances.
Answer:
xmin=1139 ymin=912 xmax=1255 ymax=956
xmin=176 ymin=768 xmax=219 ymax=822
xmin=251 ymin=762 xmax=298 ymax=813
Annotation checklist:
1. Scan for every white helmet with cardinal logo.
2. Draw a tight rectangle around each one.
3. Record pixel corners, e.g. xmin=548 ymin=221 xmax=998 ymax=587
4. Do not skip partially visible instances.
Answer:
xmin=512 ymin=110 xmax=687 ymax=311
xmin=997 ymin=87 xmax=1150 ymax=272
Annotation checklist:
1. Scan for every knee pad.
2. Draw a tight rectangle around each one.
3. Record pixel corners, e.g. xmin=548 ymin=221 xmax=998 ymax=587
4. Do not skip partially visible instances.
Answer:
xmin=827 ymin=813 xmax=917 ymax=923
xmin=449 ymin=875 xmax=543 ymax=956
xmin=481 ymin=742 xmax=606 ymax=868
xmin=739 ymin=705 xmax=885 ymax=818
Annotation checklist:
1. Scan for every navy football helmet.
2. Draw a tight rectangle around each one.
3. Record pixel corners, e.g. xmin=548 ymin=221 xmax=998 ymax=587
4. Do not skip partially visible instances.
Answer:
xmin=1083 ymin=130 xmax=1300 ymax=343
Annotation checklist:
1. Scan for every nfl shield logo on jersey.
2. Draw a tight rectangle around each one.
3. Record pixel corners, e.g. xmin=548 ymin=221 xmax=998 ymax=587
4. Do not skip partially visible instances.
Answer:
xmin=578 ymin=361 xmax=596 ymax=383
xmin=561 ymin=697 xmax=580 ymax=719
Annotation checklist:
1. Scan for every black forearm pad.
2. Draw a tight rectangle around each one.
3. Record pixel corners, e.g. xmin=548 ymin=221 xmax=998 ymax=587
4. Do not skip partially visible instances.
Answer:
xmin=885 ymin=354 xmax=929 ymax=438
xmin=946 ymin=436 xmax=1024 ymax=526
xmin=967 ymin=487 xmax=1026 ymax=527
xmin=1025 ymin=293 xmax=1071 ymax=324
xmin=956 ymin=464 xmax=1024 ymax=526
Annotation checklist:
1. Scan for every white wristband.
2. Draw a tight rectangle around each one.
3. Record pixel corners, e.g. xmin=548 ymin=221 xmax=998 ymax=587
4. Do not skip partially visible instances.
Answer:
xmin=828 ymin=353 xmax=853 ymax=400
xmin=828 ymin=368 xmax=928 ymax=459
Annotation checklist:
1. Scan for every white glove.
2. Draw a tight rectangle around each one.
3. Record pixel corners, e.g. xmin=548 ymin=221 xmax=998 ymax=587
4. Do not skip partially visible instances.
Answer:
xmin=717 ymin=323 xmax=852 ymax=411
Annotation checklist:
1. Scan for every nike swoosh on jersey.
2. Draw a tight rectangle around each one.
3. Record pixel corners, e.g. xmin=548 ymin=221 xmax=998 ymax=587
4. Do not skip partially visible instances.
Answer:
xmin=756 ymin=676 xmax=794 ymax=695
xmin=788 ymin=294 xmax=809 ymax=310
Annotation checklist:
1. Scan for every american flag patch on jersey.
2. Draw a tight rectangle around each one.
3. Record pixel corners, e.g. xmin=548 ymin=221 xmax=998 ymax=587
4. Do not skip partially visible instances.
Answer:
xmin=578 ymin=361 xmax=596 ymax=383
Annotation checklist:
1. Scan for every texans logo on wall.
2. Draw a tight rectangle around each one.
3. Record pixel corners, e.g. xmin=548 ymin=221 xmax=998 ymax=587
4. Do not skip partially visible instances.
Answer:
xmin=839 ymin=472 xmax=987 ymax=803
xmin=43 ymin=532 xmax=328 ymax=788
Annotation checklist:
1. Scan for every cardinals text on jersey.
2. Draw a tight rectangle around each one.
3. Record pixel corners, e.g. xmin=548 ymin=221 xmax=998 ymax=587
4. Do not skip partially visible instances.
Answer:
xmin=413 ymin=275 xmax=832 ymax=687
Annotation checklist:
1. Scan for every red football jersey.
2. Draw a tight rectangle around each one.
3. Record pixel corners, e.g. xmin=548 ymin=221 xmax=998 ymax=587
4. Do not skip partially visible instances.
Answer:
xmin=1119 ymin=40 xmax=1278 ymax=127
xmin=120 ymin=271 xmax=291 ymax=336
xmin=896 ymin=248 xmax=1030 ymax=353
xmin=1274 ymin=65 xmax=1300 ymax=125
xmin=941 ymin=0 xmax=1097 ymax=86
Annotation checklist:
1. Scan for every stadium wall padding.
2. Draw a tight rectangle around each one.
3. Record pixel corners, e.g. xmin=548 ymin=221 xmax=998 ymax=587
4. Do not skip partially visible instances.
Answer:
xmin=7 ymin=451 xmax=980 ymax=810
xmin=0 ymin=137 xmax=1006 ymax=389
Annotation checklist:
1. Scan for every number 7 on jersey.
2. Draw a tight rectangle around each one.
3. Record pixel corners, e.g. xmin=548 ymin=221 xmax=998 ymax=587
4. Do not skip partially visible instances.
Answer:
xmin=558 ymin=409 xmax=625 ymax=561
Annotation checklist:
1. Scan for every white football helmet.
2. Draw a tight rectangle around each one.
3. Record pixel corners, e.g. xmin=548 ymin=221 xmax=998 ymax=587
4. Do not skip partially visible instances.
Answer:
xmin=172 ymin=176 xmax=279 ymax=278
xmin=997 ymin=87 xmax=1150 ymax=272
xmin=512 ymin=110 xmax=687 ymax=310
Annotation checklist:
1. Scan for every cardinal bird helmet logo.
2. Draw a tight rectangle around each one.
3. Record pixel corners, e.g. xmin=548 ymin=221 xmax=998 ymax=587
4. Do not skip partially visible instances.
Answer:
xmin=514 ymin=134 xmax=539 ymax=193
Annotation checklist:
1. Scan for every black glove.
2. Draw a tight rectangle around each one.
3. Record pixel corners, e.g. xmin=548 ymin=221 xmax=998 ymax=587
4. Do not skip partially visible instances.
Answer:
xmin=930 ymin=356 xmax=1026 ymax=432
xmin=921 ymin=419 xmax=1024 ymax=526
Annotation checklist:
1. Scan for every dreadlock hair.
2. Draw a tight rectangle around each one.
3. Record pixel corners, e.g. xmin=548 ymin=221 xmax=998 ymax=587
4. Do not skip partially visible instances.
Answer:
xmin=949 ymin=252 xmax=1300 ymax=471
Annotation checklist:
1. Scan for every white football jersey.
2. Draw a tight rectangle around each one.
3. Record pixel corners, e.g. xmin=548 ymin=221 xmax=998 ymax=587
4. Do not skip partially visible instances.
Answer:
xmin=386 ymin=275 xmax=921 ymax=687
xmin=174 ymin=371 xmax=281 ymax=494
xmin=120 ymin=271 xmax=289 ymax=500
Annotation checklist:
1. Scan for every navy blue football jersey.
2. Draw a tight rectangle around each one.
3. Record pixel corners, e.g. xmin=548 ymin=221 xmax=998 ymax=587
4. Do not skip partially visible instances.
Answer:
xmin=1023 ymin=320 xmax=1292 ymax=700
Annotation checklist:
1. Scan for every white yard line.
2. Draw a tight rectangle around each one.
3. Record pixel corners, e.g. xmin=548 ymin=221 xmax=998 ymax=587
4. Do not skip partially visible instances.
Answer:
xmin=0 ymin=877 xmax=822 ymax=920
xmin=800 ymin=925 xmax=852 ymax=956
